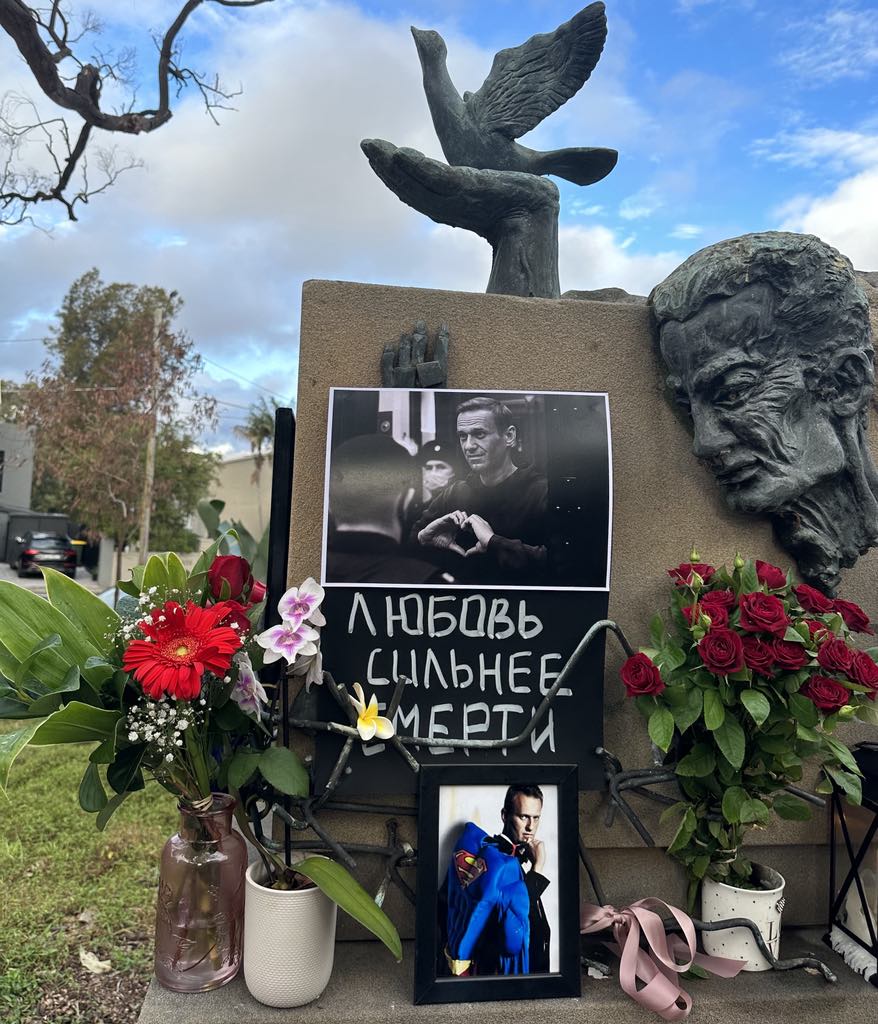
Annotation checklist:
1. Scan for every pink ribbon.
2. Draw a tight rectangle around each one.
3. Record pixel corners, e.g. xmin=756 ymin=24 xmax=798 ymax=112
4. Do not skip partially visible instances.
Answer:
xmin=581 ymin=899 xmax=744 ymax=1021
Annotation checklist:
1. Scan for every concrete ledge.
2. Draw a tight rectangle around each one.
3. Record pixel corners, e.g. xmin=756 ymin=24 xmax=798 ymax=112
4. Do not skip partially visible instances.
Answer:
xmin=138 ymin=930 xmax=876 ymax=1023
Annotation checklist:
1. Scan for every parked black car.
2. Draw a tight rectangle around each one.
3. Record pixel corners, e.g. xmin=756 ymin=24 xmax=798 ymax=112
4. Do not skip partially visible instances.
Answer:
xmin=13 ymin=532 xmax=77 ymax=578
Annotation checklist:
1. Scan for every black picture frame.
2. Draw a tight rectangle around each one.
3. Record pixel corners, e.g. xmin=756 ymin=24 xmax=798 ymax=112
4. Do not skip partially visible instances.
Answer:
xmin=414 ymin=763 xmax=581 ymax=1004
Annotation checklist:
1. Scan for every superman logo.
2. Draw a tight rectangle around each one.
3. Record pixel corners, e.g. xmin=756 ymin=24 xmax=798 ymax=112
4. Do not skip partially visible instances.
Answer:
xmin=453 ymin=849 xmax=486 ymax=888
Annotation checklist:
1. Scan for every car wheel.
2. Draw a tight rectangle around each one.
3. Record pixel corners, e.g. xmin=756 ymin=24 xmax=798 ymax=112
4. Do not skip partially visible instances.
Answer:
xmin=17 ymin=568 xmax=27 ymax=578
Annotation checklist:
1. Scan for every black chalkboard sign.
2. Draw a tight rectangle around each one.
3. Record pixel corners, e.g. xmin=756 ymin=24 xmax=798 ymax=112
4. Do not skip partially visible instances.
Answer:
xmin=314 ymin=388 xmax=612 ymax=794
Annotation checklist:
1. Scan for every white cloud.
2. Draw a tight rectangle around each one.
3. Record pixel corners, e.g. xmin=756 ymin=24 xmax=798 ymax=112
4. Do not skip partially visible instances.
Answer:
xmin=619 ymin=187 xmax=663 ymax=221
xmin=559 ymin=225 xmax=682 ymax=296
xmin=776 ymin=168 xmax=878 ymax=269
xmin=670 ymin=223 xmax=703 ymax=239
xmin=780 ymin=3 xmax=878 ymax=84
xmin=752 ymin=126 xmax=878 ymax=173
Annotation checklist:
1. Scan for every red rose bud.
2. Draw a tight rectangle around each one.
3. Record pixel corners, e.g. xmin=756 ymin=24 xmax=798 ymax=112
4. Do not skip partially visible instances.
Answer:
xmin=755 ymin=560 xmax=787 ymax=590
xmin=799 ymin=676 xmax=850 ymax=714
xmin=771 ymin=638 xmax=810 ymax=671
xmin=804 ymin=619 xmax=831 ymax=637
xmin=850 ymin=651 xmax=878 ymax=695
xmin=816 ymin=638 xmax=854 ymax=674
xmin=668 ymin=562 xmax=715 ymax=587
xmin=207 ymin=555 xmax=253 ymax=601
xmin=833 ymin=599 xmax=873 ymax=634
xmin=794 ymin=583 xmax=834 ymax=614
xmin=684 ymin=603 xmax=729 ymax=629
xmin=738 ymin=592 xmax=790 ymax=638
xmin=701 ymin=588 xmax=736 ymax=611
xmin=742 ymin=636 xmax=776 ymax=676
xmin=698 ymin=628 xmax=745 ymax=675
xmin=620 ymin=653 xmax=665 ymax=697
xmin=249 ymin=579 xmax=267 ymax=603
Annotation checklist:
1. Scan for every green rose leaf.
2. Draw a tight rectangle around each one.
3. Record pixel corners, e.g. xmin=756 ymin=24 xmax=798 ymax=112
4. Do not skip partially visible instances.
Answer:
xmin=667 ymin=686 xmax=703 ymax=734
xmin=739 ymin=798 xmax=770 ymax=824
xmin=667 ymin=807 xmax=697 ymax=855
xmin=782 ymin=626 xmax=806 ymax=644
xmin=294 ymin=857 xmax=402 ymax=961
xmin=772 ymin=792 xmax=812 ymax=821
xmin=739 ymin=561 xmax=759 ymax=593
xmin=648 ymin=707 xmax=675 ymax=752
xmin=721 ymin=786 xmax=748 ymax=824
xmin=824 ymin=766 xmax=862 ymax=804
xmin=675 ymin=743 xmax=716 ymax=778
xmin=650 ymin=613 xmax=665 ymax=648
xmin=822 ymin=735 xmax=861 ymax=775
xmin=714 ymin=716 xmax=746 ymax=768
xmin=741 ymin=690 xmax=771 ymax=727
xmin=856 ymin=703 xmax=878 ymax=726
xmin=788 ymin=693 xmax=818 ymax=728
xmin=703 ymin=690 xmax=726 ymax=731
xmin=259 ymin=745 xmax=309 ymax=797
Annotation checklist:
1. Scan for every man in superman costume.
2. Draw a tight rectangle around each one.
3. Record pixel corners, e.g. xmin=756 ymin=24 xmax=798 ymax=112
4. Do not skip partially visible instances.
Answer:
xmin=440 ymin=784 xmax=551 ymax=976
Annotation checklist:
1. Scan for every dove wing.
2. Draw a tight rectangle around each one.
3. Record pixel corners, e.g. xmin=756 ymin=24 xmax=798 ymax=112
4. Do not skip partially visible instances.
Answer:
xmin=468 ymin=2 xmax=607 ymax=140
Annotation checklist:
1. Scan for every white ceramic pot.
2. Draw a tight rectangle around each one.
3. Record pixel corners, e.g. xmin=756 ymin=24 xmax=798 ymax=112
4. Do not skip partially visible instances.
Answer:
xmin=243 ymin=863 xmax=337 ymax=1007
xmin=701 ymin=864 xmax=785 ymax=971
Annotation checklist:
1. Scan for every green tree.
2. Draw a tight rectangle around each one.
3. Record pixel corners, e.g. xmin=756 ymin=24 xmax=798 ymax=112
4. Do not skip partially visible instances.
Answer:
xmin=18 ymin=269 xmax=217 ymax=578
xmin=150 ymin=427 xmax=218 ymax=552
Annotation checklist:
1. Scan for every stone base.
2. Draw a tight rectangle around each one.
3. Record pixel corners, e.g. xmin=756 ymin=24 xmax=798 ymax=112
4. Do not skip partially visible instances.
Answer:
xmin=137 ymin=931 xmax=876 ymax=1023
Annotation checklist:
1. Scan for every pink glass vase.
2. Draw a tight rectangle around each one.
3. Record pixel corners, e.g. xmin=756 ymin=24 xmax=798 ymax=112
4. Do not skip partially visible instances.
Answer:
xmin=154 ymin=794 xmax=247 ymax=992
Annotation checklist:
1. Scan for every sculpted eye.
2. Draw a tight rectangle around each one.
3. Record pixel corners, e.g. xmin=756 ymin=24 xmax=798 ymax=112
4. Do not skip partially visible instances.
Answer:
xmin=716 ymin=382 xmax=753 ymax=406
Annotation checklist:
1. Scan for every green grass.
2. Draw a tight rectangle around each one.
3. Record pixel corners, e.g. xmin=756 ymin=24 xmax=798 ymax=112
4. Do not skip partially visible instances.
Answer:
xmin=0 ymin=723 xmax=177 ymax=1024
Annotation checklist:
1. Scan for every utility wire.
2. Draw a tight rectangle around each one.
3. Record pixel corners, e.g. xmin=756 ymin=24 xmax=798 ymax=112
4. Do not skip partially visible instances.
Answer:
xmin=200 ymin=356 xmax=289 ymax=402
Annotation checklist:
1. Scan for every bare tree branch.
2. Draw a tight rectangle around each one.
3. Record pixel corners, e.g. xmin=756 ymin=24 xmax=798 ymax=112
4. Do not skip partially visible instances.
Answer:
xmin=0 ymin=0 xmax=276 ymax=223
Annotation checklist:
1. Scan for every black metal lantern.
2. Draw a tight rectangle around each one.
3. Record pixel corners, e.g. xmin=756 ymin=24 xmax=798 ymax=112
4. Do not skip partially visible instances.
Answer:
xmin=825 ymin=741 xmax=878 ymax=986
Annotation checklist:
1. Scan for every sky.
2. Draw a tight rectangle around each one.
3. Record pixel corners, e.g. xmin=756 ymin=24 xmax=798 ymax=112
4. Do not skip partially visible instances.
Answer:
xmin=1 ymin=0 xmax=877 ymax=453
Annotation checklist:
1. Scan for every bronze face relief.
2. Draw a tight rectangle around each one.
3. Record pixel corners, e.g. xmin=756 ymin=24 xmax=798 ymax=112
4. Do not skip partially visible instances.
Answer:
xmin=650 ymin=231 xmax=878 ymax=594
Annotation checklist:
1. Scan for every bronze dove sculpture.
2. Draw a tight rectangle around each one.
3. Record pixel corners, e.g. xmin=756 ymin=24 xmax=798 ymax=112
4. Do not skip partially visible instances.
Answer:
xmin=361 ymin=3 xmax=618 ymax=299
xmin=411 ymin=2 xmax=617 ymax=185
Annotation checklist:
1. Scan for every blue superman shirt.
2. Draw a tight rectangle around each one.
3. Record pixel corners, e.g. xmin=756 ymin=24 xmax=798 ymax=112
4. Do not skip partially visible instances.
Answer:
xmin=444 ymin=821 xmax=530 ymax=975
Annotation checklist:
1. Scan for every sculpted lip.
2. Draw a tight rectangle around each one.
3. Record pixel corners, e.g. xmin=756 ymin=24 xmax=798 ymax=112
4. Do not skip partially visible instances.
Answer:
xmin=714 ymin=459 xmax=760 ymax=485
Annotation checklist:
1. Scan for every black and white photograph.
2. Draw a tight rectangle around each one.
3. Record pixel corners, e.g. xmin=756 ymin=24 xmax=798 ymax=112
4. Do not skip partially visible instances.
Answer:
xmin=321 ymin=388 xmax=612 ymax=591
xmin=414 ymin=764 xmax=580 ymax=1004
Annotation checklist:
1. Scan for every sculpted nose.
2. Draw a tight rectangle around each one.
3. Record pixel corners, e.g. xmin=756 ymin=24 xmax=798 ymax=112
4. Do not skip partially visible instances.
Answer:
xmin=692 ymin=404 xmax=735 ymax=460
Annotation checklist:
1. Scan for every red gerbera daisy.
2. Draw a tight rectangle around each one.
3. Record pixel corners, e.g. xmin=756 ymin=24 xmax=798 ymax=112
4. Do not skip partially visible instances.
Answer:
xmin=123 ymin=601 xmax=243 ymax=700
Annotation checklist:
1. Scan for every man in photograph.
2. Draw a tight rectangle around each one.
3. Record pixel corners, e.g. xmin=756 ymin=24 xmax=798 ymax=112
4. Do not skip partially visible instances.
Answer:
xmin=441 ymin=784 xmax=551 ymax=976
xmin=414 ymin=397 xmax=549 ymax=584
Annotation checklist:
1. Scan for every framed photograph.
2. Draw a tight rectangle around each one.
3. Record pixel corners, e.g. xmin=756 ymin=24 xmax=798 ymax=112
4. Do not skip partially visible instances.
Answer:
xmin=414 ymin=764 xmax=581 ymax=1004
xmin=322 ymin=387 xmax=612 ymax=591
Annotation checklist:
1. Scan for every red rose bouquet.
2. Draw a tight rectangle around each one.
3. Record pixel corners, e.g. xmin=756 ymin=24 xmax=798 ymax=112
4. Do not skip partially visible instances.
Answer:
xmin=619 ymin=552 xmax=877 ymax=901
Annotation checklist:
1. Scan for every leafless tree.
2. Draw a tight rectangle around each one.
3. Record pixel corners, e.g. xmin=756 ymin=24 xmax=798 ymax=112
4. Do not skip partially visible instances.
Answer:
xmin=0 ymin=0 xmax=275 ymax=224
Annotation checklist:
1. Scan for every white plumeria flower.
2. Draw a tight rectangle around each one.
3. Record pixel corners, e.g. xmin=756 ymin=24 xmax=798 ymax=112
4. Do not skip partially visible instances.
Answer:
xmin=277 ymin=577 xmax=326 ymax=628
xmin=230 ymin=651 xmax=268 ymax=717
xmin=256 ymin=620 xmax=319 ymax=665
xmin=348 ymin=682 xmax=394 ymax=742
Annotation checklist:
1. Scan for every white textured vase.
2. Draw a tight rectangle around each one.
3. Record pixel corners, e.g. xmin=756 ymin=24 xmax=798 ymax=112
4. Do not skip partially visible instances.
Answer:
xmin=243 ymin=863 xmax=337 ymax=1007
xmin=701 ymin=864 xmax=786 ymax=971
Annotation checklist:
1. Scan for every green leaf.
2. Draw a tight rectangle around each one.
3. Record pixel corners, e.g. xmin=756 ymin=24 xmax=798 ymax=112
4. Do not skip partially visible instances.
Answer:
xmin=13 ymin=633 xmax=62 ymax=688
xmin=772 ymin=792 xmax=812 ymax=821
xmin=659 ymin=801 xmax=687 ymax=825
xmin=661 ymin=640 xmax=687 ymax=672
xmin=142 ymin=554 xmax=171 ymax=593
xmin=668 ymin=686 xmax=703 ymax=733
xmin=28 ymin=664 xmax=82 ymax=717
xmin=0 ymin=581 xmax=101 ymax=689
xmin=782 ymin=626 xmax=806 ymax=644
xmin=825 ymin=766 xmax=862 ymax=804
xmin=739 ymin=798 xmax=770 ymax=824
xmin=822 ymin=735 xmax=861 ymax=775
xmin=648 ymin=707 xmax=675 ymax=752
xmin=228 ymin=750 xmax=261 ymax=790
xmin=740 ymin=690 xmax=771 ymax=727
xmin=721 ymin=786 xmax=748 ymax=824
xmin=703 ymin=689 xmax=726 ymax=731
xmin=796 ymin=723 xmax=821 ymax=744
xmin=294 ymin=857 xmax=401 ymax=961
xmin=107 ymin=745 xmax=146 ymax=794
xmin=714 ymin=716 xmax=746 ymax=768
xmin=691 ymin=855 xmax=711 ymax=880
xmin=79 ymin=761 xmax=108 ymax=812
xmin=0 ymin=719 xmax=44 ymax=790
xmin=856 ymin=703 xmax=878 ymax=726
xmin=116 ymin=580 xmax=140 ymax=599
xmin=739 ymin=560 xmax=759 ymax=593
xmin=650 ymin=613 xmax=666 ymax=648
xmin=667 ymin=807 xmax=697 ymax=855
xmin=43 ymin=567 xmax=119 ymax=650
xmin=165 ymin=552 xmax=190 ymax=593
xmin=96 ymin=790 xmax=131 ymax=831
xmin=29 ymin=701 xmax=122 ymax=747
xmin=788 ymin=693 xmax=818 ymax=728
xmin=675 ymin=743 xmax=716 ymax=777
xmin=684 ymin=964 xmax=711 ymax=980
xmin=258 ymin=746 xmax=309 ymax=797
